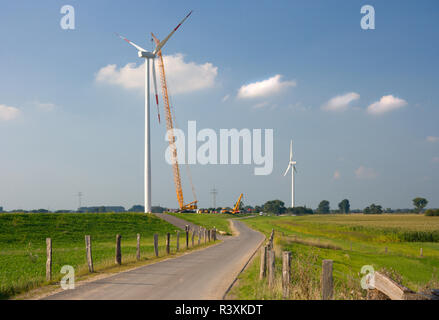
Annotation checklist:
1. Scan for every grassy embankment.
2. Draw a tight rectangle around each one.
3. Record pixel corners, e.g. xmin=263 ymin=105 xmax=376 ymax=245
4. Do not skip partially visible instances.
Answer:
xmin=229 ymin=214 xmax=439 ymax=299
xmin=0 ymin=212 xmax=208 ymax=299
xmin=168 ymin=212 xmax=236 ymax=235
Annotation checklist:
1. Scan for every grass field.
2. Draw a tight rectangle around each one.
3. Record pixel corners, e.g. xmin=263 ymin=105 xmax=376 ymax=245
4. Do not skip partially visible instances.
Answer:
xmin=0 ymin=212 xmax=186 ymax=299
xmin=230 ymin=214 xmax=439 ymax=299
xmin=168 ymin=213 xmax=235 ymax=235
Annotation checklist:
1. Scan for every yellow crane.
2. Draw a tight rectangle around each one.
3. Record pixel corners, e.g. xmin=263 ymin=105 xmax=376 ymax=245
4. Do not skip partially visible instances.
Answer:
xmin=151 ymin=33 xmax=197 ymax=212
xmin=221 ymin=193 xmax=243 ymax=214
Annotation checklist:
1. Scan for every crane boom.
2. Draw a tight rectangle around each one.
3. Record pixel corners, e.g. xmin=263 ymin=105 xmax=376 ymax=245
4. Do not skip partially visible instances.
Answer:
xmin=151 ymin=33 xmax=197 ymax=211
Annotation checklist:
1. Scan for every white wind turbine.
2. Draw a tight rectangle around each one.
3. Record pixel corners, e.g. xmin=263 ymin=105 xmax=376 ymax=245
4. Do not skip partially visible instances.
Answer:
xmin=283 ymin=140 xmax=297 ymax=208
xmin=116 ymin=11 xmax=192 ymax=213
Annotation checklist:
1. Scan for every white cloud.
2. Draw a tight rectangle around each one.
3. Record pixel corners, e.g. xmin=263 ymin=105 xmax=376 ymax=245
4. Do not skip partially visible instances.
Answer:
xmin=333 ymin=170 xmax=341 ymax=180
xmin=322 ymin=92 xmax=360 ymax=112
xmin=0 ymin=104 xmax=20 ymax=121
xmin=237 ymin=74 xmax=296 ymax=99
xmin=355 ymin=166 xmax=377 ymax=180
xmin=367 ymin=95 xmax=407 ymax=115
xmin=426 ymin=136 xmax=439 ymax=143
xmin=253 ymin=102 xmax=269 ymax=109
xmin=95 ymin=53 xmax=218 ymax=94
xmin=34 ymin=101 xmax=56 ymax=112
xmin=222 ymin=94 xmax=230 ymax=102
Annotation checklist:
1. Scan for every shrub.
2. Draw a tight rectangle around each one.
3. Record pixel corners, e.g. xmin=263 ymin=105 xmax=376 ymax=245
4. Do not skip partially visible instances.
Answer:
xmin=425 ymin=209 xmax=439 ymax=217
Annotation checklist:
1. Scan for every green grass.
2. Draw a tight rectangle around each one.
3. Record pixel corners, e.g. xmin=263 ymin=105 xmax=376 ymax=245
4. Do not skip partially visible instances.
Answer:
xmin=168 ymin=213 xmax=236 ymax=235
xmin=0 ymin=212 xmax=185 ymax=299
xmin=230 ymin=214 xmax=439 ymax=299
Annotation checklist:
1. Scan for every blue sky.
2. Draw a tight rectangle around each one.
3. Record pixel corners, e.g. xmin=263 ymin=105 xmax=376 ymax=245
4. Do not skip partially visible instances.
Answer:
xmin=0 ymin=0 xmax=438 ymax=210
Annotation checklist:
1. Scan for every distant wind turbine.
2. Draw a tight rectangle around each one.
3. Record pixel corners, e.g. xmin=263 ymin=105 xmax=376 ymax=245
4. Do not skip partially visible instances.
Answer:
xmin=283 ymin=140 xmax=297 ymax=208
xmin=116 ymin=11 xmax=192 ymax=213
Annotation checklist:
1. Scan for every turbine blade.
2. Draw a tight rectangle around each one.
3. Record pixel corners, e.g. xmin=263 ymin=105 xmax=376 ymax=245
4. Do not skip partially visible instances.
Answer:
xmin=283 ymin=164 xmax=292 ymax=176
xmin=152 ymin=59 xmax=161 ymax=123
xmin=290 ymin=140 xmax=293 ymax=161
xmin=294 ymin=165 xmax=297 ymax=173
xmin=153 ymin=11 xmax=193 ymax=54
xmin=115 ymin=32 xmax=147 ymax=52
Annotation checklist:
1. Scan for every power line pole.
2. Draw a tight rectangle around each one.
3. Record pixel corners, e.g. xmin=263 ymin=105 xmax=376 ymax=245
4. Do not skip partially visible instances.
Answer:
xmin=77 ymin=192 xmax=82 ymax=210
xmin=210 ymin=186 xmax=218 ymax=209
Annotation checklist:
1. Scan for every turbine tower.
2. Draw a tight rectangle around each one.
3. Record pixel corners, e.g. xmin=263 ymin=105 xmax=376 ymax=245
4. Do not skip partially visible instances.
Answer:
xmin=116 ymin=11 xmax=192 ymax=213
xmin=283 ymin=140 xmax=297 ymax=208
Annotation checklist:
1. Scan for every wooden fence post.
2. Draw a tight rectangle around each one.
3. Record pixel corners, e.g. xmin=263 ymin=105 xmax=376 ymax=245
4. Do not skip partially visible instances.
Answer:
xmin=213 ymin=228 xmax=217 ymax=241
xmin=208 ymin=229 xmax=212 ymax=242
xmin=191 ymin=230 xmax=195 ymax=247
xmin=268 ymin=249 xmax=276 ymax=288
xmin=282 ymin=251 xmax=292 ymax=299
xmin=385 ymin=247 xmax=388 ymax=254
xmin=136 ymin=233 xmax=141 ymax=260
xmin=46 ymin=238 xmax=52 ymax=281
xmin=115 ymin=234 xmax=122 ymax=265
xmin=185 ymin=225 xmax=189 ymax=249
xmin=420 ymin=248 xmax=423 ymax=257
xmin=85 ymin=235 xmax=93 ymax=272
xmin=176 ymin=231 xmax=180 ymax=251
xmin=154 ymin=234 xmax=159 ymax=257
xmin=259 ymin=245 xmax=267 ymax=280
xmin=166 ymin=233 xmax=170 ymax=254
xmin=198 ymin=228 xmax=201 ymax=245
xmin=321 ymin=259 xmax=333 ymax=300
xmin=204 ymin=228 xmax=207 ymax=244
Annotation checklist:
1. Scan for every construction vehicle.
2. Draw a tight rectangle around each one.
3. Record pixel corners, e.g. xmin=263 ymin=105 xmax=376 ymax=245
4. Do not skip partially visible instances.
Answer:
xmin=151 ymin=33 xmax=197 ymax=212
xmin=221 ymin=194 xmax=243 ymax=214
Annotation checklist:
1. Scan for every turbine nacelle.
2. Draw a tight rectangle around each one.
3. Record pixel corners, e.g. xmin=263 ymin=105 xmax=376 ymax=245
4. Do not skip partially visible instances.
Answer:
xmin=138 ymin=51 xmax=155 ymax=59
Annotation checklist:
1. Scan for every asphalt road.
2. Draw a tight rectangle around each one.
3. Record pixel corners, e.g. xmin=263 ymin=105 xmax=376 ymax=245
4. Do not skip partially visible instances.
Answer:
xmin=43 ymin=219 xmax=264 ymax=300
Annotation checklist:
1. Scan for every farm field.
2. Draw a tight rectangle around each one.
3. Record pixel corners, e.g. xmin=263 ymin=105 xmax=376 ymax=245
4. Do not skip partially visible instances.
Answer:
xmin=229 ymin=214 xmax=439 ymax=299
xmin=0 ymin=212 xmax=186 ymax=299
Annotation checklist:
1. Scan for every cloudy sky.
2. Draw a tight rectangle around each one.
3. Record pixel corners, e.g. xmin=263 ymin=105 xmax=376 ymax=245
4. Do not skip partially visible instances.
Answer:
xmin=0 ymin=0 xmax=438 ymax=210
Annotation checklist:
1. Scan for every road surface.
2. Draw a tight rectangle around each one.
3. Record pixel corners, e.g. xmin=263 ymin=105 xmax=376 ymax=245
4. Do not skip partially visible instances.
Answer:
xmin=43 ymin=219 xmax=264 ymax=300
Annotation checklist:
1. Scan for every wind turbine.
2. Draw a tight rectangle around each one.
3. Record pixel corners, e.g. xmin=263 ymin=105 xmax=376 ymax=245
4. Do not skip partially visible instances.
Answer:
xmin=283 ymin=140 xmax=297 ymax=208
xmin=116 ymin=11 xmax=192 ymax=213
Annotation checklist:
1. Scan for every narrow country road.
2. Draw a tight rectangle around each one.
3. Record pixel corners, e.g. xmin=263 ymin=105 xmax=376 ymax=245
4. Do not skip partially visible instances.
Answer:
xmin=42 ymin=219 xmax=264 ymax=300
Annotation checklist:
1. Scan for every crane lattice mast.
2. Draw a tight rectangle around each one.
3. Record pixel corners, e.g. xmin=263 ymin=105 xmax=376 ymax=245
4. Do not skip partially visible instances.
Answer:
xmin=151 ymin=33 xmax=197 ymax=211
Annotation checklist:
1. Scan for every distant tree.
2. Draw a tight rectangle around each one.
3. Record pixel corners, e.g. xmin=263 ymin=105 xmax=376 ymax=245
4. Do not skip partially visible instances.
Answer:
xmin=425 ymin=209 xmax=439 ymax=216
xmin=97 ymin=206 xmax=107 ymax=213
xmin=151 ymin=206 xmax=166 ymax=213
xmin=287 ymin=206 xmax=313 ymax=215
xmin=413 ymin=197 xmax=428 ymax=213
xmin=128 ymin=205 xmax=144 ymax=212
xmin=338 ymin=199 xmax=350 ymax=214
xmin=30 ymin=209 xmax=49 ymax=213
xmin=364 ymin=204 xmax=383 ymax=214
xmin=317 ymin=200 xmax=330 ymax=214
xmin=263 ymin=200 xmax=286 ymax=215
xmin=254 ymin=205 xmax=263 ymax=213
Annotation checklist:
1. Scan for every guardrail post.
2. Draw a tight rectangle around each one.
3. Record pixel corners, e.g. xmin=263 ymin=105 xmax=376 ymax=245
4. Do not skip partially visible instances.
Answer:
xmin=46 ymin=238 xmax=52 ymax=281
xmin=321 ymin=259 xmax=333 ymax=300
xmin=282 ymin=251 xmax=292 ymax=298
xmin=115 ymin=234 xmax=122 ymax=265
xmin=136 ymin=233 xmax=141 ymax=260
xmin=85 ymin=235 xmax=93 ymax=272
xmin=176 ymin=231 xmax=180 ymax=251
xmin=153 ymin=234 xmax=159 ymax=257
xmin=166 ymin=233 xmax=170 ymax=254
xmin=268 ymin=250 xmax=275 ymax=288
xmin=259 ymin=245 xmax=267 ymax=280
